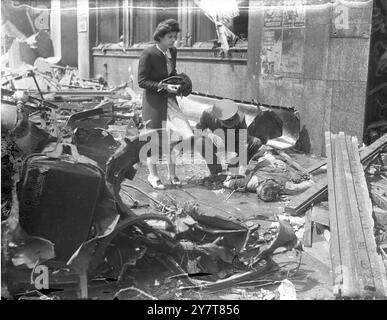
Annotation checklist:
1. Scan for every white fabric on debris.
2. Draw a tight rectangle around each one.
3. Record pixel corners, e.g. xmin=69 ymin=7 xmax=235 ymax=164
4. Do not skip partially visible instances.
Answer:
xmin=166 ymin=97 xmax=194 ymax=142
xmin=194 ymin=0 xmax=239 ymax=54
xmin=160 ymin=45 xmax=194 ymax=143
xmin=194 ymin=0 xmax=239 ymax=26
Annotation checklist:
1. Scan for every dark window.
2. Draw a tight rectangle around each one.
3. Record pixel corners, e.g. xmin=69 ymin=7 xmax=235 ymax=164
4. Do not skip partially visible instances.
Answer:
xmin=191 ymin=0 xmax=249 ymax=45
xmin=230 ymin=0 xmax=249 ymax=40
xmin=97 ymin=0 xmax=122 ymax=44
xmin=132 ymin=0 xmax=153 ymax=43
xmin=126 ymin=0 xmax=249 ymax=47
xmin=156 ymin=0 xmax=178 ymax=25
xmin=193 ymin=8 xmax=217 ymax=43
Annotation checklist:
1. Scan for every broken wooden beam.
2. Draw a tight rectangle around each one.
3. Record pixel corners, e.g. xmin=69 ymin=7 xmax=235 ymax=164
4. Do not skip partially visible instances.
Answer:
xmin=303 ymin=209 xmax=313 ymax=247
xmin=348 ymin=135 xmax=387 ymax=297
xmin=325 ymin=131 xmax=343 ymax=297
xmin=310 ymin=203 xmax=330 ymax=227
xmin=370 ymin=188 xmax=387 ymax=211
xmin=360 ymin=134 xmax=387 ymax=164
xmin=305 ymin=133 xmax=387 ymax=175
xmin=373 ymin=207 xmax=387 ymax=227
xmin=274 ymin=149 xmax=310 ymax=177
xmin=369 ymin=181 xmax=387 ymax=193
xmin=326 ymin=132 xmax=387 ymax=299
xmin=284 ymin=179 xmax=327 ymax=215
xmin=337 ymin=133 xmax=368 ymax=297
xmin=306 ymin=159 xmax=328 ymax=174
xmin=284 ymin=134 xmax=387 ymax=216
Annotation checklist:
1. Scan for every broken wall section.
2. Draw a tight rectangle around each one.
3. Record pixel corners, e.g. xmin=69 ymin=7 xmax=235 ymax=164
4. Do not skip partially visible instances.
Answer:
xmin=247 ymin=0 xmax=373 ymax=156
xmin=1 ymin=0 xmax=78 ymax=69
xmin=364 ymin=0 xmax=387 ymax=142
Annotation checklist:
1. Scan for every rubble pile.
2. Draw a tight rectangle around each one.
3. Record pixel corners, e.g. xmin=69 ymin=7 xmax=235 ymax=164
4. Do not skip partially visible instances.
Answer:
xmin=0 ymin=106 xmax=307 ymax=301
xmin=366 ymin=149 xmax=387 ymax=268
xmin=2 ymin=94 xmax=387 ymax=300
xmin=1 ymin=29 xmax=154 ymax=300
xmin=1 ymin=25 xmax=386 ymax=301
xmin=1 ymin=77 xmax=305 ymax=300
xmin=2 ymin=77 xmax=387 ymax=300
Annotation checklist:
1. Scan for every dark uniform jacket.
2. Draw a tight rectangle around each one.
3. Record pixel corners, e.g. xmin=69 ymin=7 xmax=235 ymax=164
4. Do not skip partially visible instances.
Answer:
xmin=137 ymin=44 xmax=178 ymax=129
xmin=196 ymin=109 xmax=248 ymax=154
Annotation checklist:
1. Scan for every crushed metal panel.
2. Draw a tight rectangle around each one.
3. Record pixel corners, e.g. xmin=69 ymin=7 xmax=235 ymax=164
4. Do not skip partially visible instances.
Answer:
xmin=18 ymin=153 xmax=104 ymax=261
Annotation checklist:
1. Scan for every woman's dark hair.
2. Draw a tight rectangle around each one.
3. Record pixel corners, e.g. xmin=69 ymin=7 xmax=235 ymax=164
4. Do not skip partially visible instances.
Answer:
xmin=153 ymin=19 xmax=181 ymax=42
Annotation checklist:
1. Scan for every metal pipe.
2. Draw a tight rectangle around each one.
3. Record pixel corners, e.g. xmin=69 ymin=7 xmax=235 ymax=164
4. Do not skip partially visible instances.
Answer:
xmin=28 ymin=71 xmax=44 ymax=101
xmin=190 ymin=90 xmax=296 ymax=111
xmin=121 ymin=183 xmax=175 ymax=213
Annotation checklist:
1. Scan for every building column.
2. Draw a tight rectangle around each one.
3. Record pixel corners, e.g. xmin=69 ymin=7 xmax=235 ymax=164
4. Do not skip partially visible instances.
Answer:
xmin=123 ymin=0 xmax=130 ymax=47
xmin=77 ymin=0 xmax=90 ymax=78
xmin=50 ymin=0 xmax=62 ymax=59
xmin=178 ymin=0 xmax=193 ymax=46
xmin=149 ymin=0 xmax=157 ymax=36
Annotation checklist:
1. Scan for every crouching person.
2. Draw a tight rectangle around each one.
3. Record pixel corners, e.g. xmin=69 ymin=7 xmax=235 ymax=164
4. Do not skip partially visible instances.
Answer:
xmin=223 ymin=150 xmax=315 ymax=202
xmin=194 ymin=99 xmax=262 ymax=176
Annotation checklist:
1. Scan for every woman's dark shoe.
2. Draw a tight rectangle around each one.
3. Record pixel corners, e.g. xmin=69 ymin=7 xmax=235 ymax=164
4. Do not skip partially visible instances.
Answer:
xmin=169 ymin=176 xmax=182 ymax=186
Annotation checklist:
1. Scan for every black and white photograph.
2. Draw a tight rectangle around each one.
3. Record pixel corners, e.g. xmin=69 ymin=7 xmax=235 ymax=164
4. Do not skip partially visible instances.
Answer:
xmin=1 ymin=0 xmax=387 ymax=305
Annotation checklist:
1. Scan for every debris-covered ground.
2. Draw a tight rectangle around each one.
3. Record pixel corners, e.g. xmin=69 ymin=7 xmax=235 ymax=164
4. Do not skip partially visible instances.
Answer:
xmin=1 ymin=143 xmax=334 ymax=300
xmin=1 ymin=36 xmax=387 ymax=299
xmin=108 ymin=151 xmax=335 ymax=301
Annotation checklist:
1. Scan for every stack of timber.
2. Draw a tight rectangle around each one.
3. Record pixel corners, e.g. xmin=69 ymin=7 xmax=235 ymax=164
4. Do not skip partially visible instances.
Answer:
xmin=326 ymin=132 xmax=387 ymax=299
xmin=285 ymin=133 xmax=387 ymax=216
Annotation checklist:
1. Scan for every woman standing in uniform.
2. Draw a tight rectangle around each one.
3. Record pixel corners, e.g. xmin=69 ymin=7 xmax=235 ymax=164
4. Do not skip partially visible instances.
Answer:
xmin=138 ymin=19 xmax=193 ymax=189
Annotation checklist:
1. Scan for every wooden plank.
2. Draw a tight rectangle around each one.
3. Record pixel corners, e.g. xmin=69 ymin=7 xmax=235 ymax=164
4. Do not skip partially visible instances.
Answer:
xmin=284 ymin=134 xmax=387 ymax=215
xmin=303 ymin=208 xmax=313 ymax=247
xmin=325 ymin=132 xmax=342 ymax=297
xmin=347 ymin=135 xmax=378 ymax=296
xmin=334 ymin=133 xmax=360 ymax=297
xmin=349 ymin=136 xmax=379 ymax=296
xmin=349 ymin=136 xmax=387 ymax=297
xmin=339 ymin=133 xmax=373 ymax=297
xmin=360 ymin=134 xmax=387 ymax=161
xmin=326 ymin=132 xmax=387 ymax=298
xmin=311 ymin=205 xmax=330 ymax=227
xmin=284 ymin=180 xmax=327 ymax=215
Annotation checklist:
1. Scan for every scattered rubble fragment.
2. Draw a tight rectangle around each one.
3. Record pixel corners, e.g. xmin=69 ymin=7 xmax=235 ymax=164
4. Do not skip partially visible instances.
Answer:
xmin=1 ymin=29 xmax=387 ymax=299
xmin=276 ymin=279 xmax=297 ymax=300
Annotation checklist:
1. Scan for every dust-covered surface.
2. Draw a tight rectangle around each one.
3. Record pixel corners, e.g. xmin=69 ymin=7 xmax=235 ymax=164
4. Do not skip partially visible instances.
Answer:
xmin=3 ymin=84 xmax=386 ymax=300
xmin=1 ymin=123 xmax=334 ymax=300
xmin=106 ymin=151 xmax=334 ymax=301
xmin=1 ymin=41 xmax=385 ymax=300
xmin=8 ymin=153 xmax=335 ymax=301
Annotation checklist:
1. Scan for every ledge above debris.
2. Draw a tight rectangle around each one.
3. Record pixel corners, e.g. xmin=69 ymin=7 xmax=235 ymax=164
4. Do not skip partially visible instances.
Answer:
xmin=92 ymin=46 xmax=247 ymax=63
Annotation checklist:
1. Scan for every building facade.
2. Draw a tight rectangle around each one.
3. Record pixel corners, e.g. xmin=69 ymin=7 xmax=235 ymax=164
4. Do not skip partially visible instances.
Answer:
xmin=3 ymin=0 xmax=385 ymax=155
